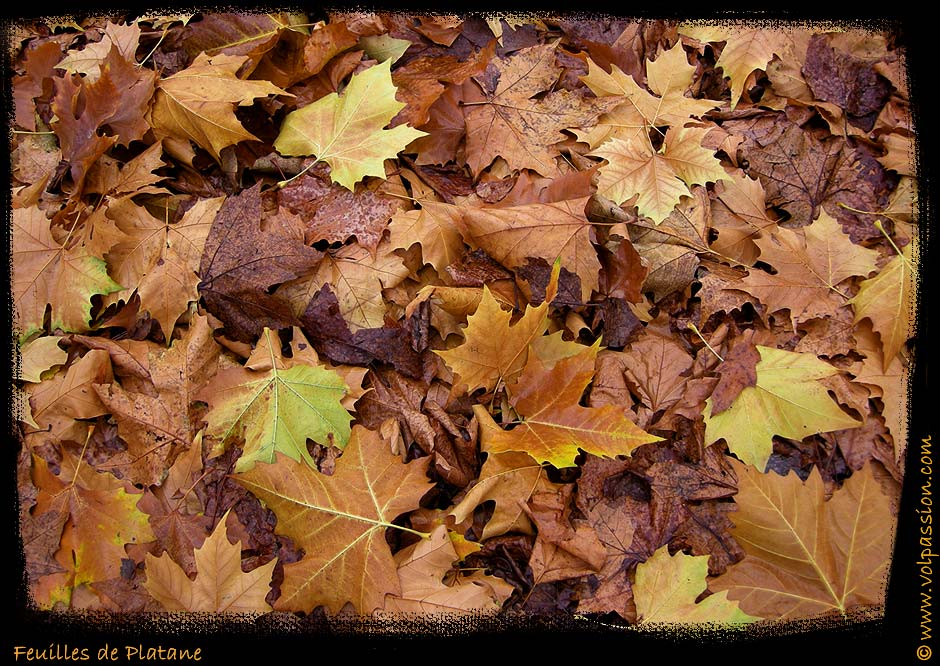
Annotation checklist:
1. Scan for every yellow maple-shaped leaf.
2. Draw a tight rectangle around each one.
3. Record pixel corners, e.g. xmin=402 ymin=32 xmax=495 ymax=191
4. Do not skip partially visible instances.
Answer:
xmin=144 ymin=512 xmax=275 ymax=612
xmin=435 ymin=262 xmax=559 ymax=394
xmin=712 ymin=461 xmax=894 ymax=619
xmin=274 ymin=60 xmax=427 ymax=190
xmin=634 ymin=546 xmax=756 ymax=625
xmin=704 ymin=346 xmax=861 ymax=471
xmin=474 ymin=340 xmax=661 ymax=468
xmin=234 ymin=426 xmax=433 ymax=613
xmin=200 ymin=329 xmax=352 ymax=473
xmin=13 ymin=206 xmax=123 ymax=341
xmin=149 ymin=53 xmax=286 ymax=162
xmin=592 ymin=126 xmax=727 ymax=223
xmin=383 ymin=525 xmax=514 ymax=614
xmin=849 ymin=242 xmax=916 ymax=372
xmin=681 ymin=24 xmax=791 ymax=109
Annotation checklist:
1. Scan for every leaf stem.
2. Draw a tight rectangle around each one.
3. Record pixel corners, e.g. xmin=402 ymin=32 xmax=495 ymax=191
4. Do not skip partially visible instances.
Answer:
xmin=138 ymin=24 xmax=170 ymax=68
xmin=12 ymin=130 xmax=55 ymax=135
xmin=686 ymin=322 xmax=724 ymax=363
xmin=873 ymin=219 xmax=911 ymax=265
xmin=276 ymin=159 xmax=319 ymax=189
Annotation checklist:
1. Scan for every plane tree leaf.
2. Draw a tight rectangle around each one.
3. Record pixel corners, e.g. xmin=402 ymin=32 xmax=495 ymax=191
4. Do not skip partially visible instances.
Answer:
xmin=13 ymin=206 xmax=122 ymax=340
xmin=274 ymin=60 xmax=427 ymax=190
xmin=199 ymin=328 xmax=352 ymax=473
xmin=592 ymin=126 xmax=727 ymax=224
xmin=738 ymin=211 xmax=879 ymax=329
xmin=704 ymin=346 xmax=862 ymax=471
xmin=104 ymin=195 xmax=223 ymax=338
xmin=197 ymin=182 xmax=323 ymax=342
xmin=633 ymin=546 xmax=757 ymax=625
xmin=474 ymin=341 xmax=661 ymax=468
xmin=149 ymin=53 xmax=287 ymax=162
xmin=681 ymin=24 xmax=791 ymax=108
xmin=234 ymin=426 xmax=433 ymax=613
xmin=383 ymin=525 xmax=514 ymax=614
xmin=455 ymin=197 xmax=600 ymax=302
xmin=31 ymin=449 xmax=154 ymax=608
xmin=712 ymin=461 xmax=894 ymax=619
xmin=144 ymin=512 xmax=276 ymax=612
xmin=435 ymin=262 xmax=560 ymax=395
xmin=463 ymin=43 xmax=620 ymax=177
xmin=849 ymin=242 xmax=916 ymax=371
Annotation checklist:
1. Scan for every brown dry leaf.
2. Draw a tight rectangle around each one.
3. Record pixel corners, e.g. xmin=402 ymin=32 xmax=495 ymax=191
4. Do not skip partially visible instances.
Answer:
xmin=279 ymin=240 xmax=408 ymax=332
xmin=149 ymin=53 xmax=286 ymax=162
xmin=712 ymin=461 xmax=894 ymax=619
xmin=852 ymin=321 xmax=910 ymax=462
xmin=383 ymin=525 xmax=513 ymax=613
xmin=13 ymin=206 xmax=123 ymax=340
xmin=849 ymin=241 xmax=916 ymax=371
xmin=577 ymin=43 xmax=718 ymax=150
xmin=276 ymin=170 xmax=402 ymax=257
xmin=31 ymin=449 xmax=154 ymax=608
xmin=234 ymin=426 xmax=433 ymax=613
xmin=591 ymin=325 xmax=694 ymax=423
xmin=739 ymin=210 xmax=878 ymax=329
xmin=144 ymin=511 xmax=275 ymax=612
xmin=623 ymin=186 xmax=711 ymax=302
xmin=104 ymin=196 xmax=223 ymax=338
xmin=91 ymin=315 xmax=221 ymax=485
xmin=434 ymin=265 xmax=557 ymax=395
xmin=457 ymin=197 xmax=600 ymax=302
xmin=727 ymin=112 xmax=894 ymax=232
xmin=708 ymin=169 xmax=778 ymax=266
xmin=464 ymin=43 xmax=620 ymax=176
xmin=19 ymin=336 xmax=68 ymax=384
xmin=198 ymin=183 xmax=323 ymax=342
xmin=391 ymin=45 xmax=492 ymax=128
xmin=448 ymin=451 xmax=550 ymax=540
xmin=51 ymin=45 xmax=156 ymax=192
xmin=25 ymin=349 xmax=114 ymax=450
xmin=592 ymin=126 xmax=727 ymax=224
xmin=14 ymin=40 xmax=63 ymax=131
xmin=388 ymin=201 xmax=464 ymax=274
xmin=680 ymin=24 xmax=791 ymax=108
xmin=525 ymin=488 xmax=608 ymax=585
xmin=182 ymin=12 xmax=301 ymax=73
xmin=138 ymin=433 xmax=211 ymax=577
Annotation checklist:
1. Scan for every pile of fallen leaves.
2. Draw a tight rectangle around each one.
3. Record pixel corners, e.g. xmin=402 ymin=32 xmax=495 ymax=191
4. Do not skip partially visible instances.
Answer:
xmin=11 ymin=12 xmax=915 ymax=627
